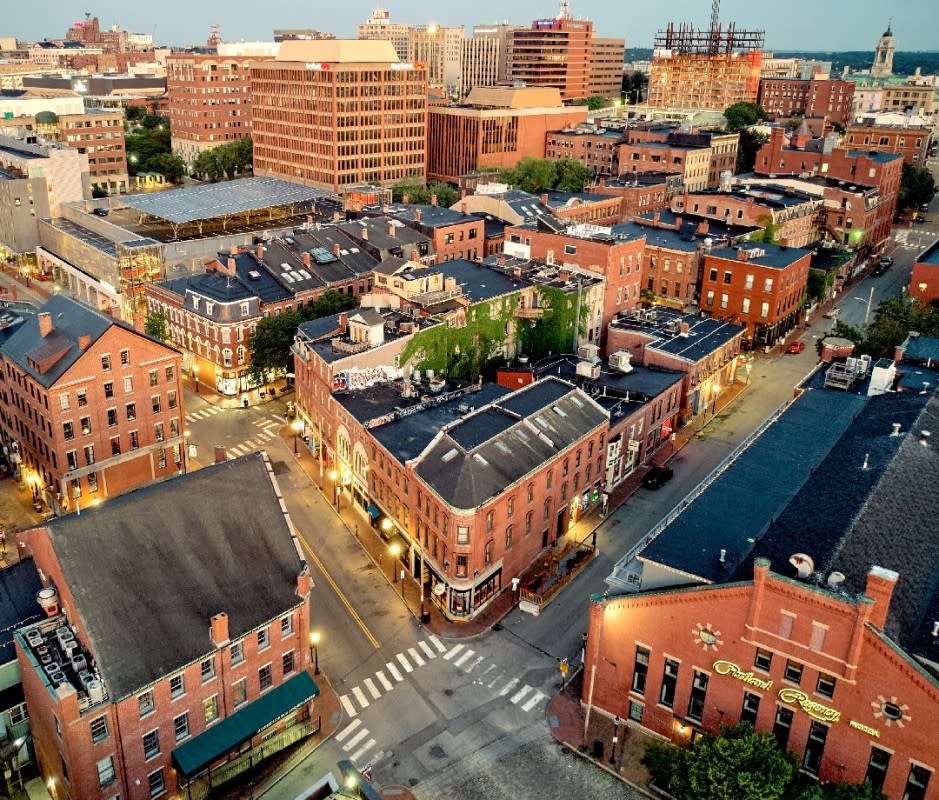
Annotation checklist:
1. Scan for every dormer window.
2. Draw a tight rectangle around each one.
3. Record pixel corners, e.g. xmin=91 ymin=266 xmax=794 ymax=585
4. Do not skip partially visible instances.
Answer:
xmin=191 ymin=296 xmax=200 ymax=310
xmin=240 ymin=302 xmax=250 ymax=316
xmin=205 ymin=302 xmax=214 ymax=315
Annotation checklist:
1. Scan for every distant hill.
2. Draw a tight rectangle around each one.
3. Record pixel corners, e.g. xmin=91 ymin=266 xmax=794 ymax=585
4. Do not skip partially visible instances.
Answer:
xmin=625 ymin=47 xmax=939 ymax=76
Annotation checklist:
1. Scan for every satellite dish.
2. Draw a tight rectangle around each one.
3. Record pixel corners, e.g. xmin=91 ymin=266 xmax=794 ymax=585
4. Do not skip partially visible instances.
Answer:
xmin=789 ymin=553 xmax=815 ymax=579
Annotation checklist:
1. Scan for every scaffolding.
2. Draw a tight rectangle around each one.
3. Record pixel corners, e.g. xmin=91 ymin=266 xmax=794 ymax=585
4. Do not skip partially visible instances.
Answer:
xmin=654 ymin=22 xmax=764 ymax=56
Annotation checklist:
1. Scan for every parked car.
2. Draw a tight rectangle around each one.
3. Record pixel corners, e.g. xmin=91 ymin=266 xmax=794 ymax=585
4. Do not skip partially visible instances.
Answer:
xmin=914 ymin=216 xmax=927 ymax=224
xmin=786 ymin=340 xmax=806 ymax=354
xmin=92 ymin=207 xmax=109 ymax=217
xmin=643 ymin=464 xmax=674 ymax=489
xmin=873 ymin=258 xmax=892 ymax=276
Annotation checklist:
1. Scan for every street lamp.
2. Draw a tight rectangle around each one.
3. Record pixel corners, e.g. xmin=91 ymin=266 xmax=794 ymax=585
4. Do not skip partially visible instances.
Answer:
xmin=853 ymin=285 xmax=875 ymax=326
xmin=192 ymin=363 xmax=200 ymax=393
xmin=329 ymin=469 xmax=339 ymax=508
xmin=292 ymin=418 xmax=304 ymax=454
xmin=389 ymin=541 xmax=401 ymax=582
xmin=309 ymin=630 xmax=320 ymax=675
xmin=610 ymin=715 xmax=621 ymax=766
xmin=183 ymin=429 xmax=191 ymax=474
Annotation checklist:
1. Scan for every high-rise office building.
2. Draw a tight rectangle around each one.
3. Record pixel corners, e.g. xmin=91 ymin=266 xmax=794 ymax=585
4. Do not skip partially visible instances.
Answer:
xmin=410 ymin=24 xmax=464 ymax=94
xmin=357 ymin=8 xmax=411 ymax=61
xmin=459 ymin=23 xmax=520 ymax=98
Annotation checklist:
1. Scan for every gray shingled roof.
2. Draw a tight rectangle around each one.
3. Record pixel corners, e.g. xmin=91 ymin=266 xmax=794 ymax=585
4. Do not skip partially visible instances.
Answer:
xmin=44 ymin=454 xmax=305 ymax=699
xmin=414 ymin=377 xmax=608 ymax=510
xmin=1 ymin=294 xmax=119 ymax=388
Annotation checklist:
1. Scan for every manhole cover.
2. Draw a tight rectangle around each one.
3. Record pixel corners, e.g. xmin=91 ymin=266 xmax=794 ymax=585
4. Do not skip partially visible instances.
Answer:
xmin=429 ymin=745 xmax=447 ymax=759
xmin=269 ymin=460 xmax=289 ymax=475
xmin=443 ymin=688 xmax=454 ymax=696
xmin=408 ymin=778 xmax=419 ymax=787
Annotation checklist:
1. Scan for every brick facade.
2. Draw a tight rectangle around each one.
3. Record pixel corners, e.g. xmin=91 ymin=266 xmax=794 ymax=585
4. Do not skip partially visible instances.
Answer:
xmin=758 ymin=78 xmax=855 ymax=128
xmin=844 ymin=124 xmax=932 ymax=167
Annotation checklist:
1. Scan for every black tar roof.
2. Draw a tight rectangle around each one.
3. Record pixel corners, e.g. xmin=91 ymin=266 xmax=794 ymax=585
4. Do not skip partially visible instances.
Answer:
xmin=901 ymin=335 xmax=939 ymax=365
xmin=708 ymin=241 xmax=813 ymax=270
xmin=387 ymin=204 xmax=472 ymax=228
xmin=0 ymin=560 xmax=43 ymax=668
xmin=42 ymin=453 xmax=305 ymax=699
xmin=610 ymin=308 xmax=746 ymax=363
xmin=632 ymin=210 xmax=760 ymax=242
xmin=339 ymin=217 xmax=433 ymax=257
xmin=436 ymin=259 xmax=521 ymax=303
xmin=917 ymin=240 xmax=939 ymax=266
xmin=533 ymin=355 xmax=684 ymax=404
xmin=121 ymin=177 xmax=337 ymax=225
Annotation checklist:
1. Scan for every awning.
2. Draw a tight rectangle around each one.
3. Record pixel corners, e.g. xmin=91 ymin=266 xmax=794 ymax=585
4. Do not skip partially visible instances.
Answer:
xmin=366 ymin=503 xmax=381 ymax=519
xmin=172 ymin=672 xmax=319 ymax=781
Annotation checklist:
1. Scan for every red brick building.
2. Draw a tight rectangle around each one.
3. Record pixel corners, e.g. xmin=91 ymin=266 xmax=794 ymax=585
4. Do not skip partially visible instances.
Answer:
xmin=55 ymin=109 xmax=128 ymax=195
xmin=844 ymin=122 xmax=933 ymax=167
xmin=584 ymin=559 xmax=939 ymax=797
xmin=0 ymin=295 xmax=184 ymax=516
xmin=16 ymin=454 xmax=318 ymax=800
xmin=546 ymin=125 xmax=624 ymax=177
xmin=758 ymin=78 xmax=855 ymax=128
xmin=910 ymin=241 xmax=939 ymax=303
xmin=587 ymin=173 xmax=683 ymax=223
xmin=167 ymin=49 xmax=275 ymax=167
xmin=386 ymin=203 xmax=485 ymax=262
xmin=503 ymin=222 xmax=646 ymax=350
xmin=700 ymin=242 xmax=812 ymax=347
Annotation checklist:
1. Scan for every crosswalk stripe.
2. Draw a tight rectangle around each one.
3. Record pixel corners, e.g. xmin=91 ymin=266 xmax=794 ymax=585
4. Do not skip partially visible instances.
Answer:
xmin=228 ymin=445 xmax=247 ymax=456
xmin=454 ymin=649 xmax=475 ymax=668
xmin=498 ymin=678 xmax=519 ymax=697
xmin=408 ymin=647 xmax=425 ymax=667
xmin=510 ymin=685 xmax=533 ymax=705
xmin=350 ymin=738 xmax=376 ymax=764
xmin=364 ymin=678 xmax=381 ymax=700
xmin=428 ymin=635 xmax=448 ymax=653
xmin=335 ymin=719 xmax=362 ymax=742
xmin=418 ymin=640 xmax=436 ymax=658
xmin=396 ymin=653 xmax=413 ymax=673
xmin=339 ymin=695 xmax=357 ymax=717
xmin=485 ymin=669 xmax=502 ymax=688
xmin=386 ymin=662 xmax=403 ymax=682
xmin=443 ymin=644 xmax=464 ymax=661
xmin=376 ymin=671 xmax=393 ymax=691
xmin=522 ymin=690 xmax=547 ymax=712
xmin=352 ymin=686 xmax=369 ymax=709
xmin=343 ymin=728 xmax=370 ymax=751
xmin=464 ymin=655 xmax=484 ymax=673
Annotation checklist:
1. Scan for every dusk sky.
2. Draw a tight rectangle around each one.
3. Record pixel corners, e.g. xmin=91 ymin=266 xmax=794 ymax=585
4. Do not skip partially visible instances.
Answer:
xmin=5 ymin=0 xmax=938 ymax=51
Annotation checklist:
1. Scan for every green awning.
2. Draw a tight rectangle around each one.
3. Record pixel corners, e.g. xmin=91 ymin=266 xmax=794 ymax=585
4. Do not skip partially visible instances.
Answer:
xmin=172 ymin=672 xmax=319 ymax=780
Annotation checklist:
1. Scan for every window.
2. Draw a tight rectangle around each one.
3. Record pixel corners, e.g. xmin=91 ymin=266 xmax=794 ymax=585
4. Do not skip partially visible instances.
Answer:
xmin=203 ymin=695 xmax=219 ymax=723
xmin=101 ymin=354 xmax=111 ymax=372
xmin=525 ymin=511 xmax=532 ymax=535
xmin=507 ymin=497 xmax=514 ymax=518
xmin=742 ymin=297 xmax=751 ymax=314
xmin=505 ymin=525 xmax=513 ymax=550
xmin=740 ymin=692 xmax=760 ymax=725
xmin=486 ymin=511 xmax=493 ymax=531
xmin=120 ymin=348 xmax=130 ymax=366
xmin=231 ymin=640 xmax=244 ymax=664
xmin=168 ymin=390 xmax=177 ymax=409
xmin=107 ymin=408 xmax=118 ymax=427
xmin=457 ymin=526 xmax=469 ymax=545
xmin=130 ymin=430 xmax=139 ymax=449
xmin=628 ymin=700 xmax=644 ymax=722
xmin=80 ymin=416 xmax=91 ymax=435
xmin=865 ymin=747 xmax=890 ymax=793
xmin=784 ymin=660 xmax=803 ymax=684
xmin=810 ymin=621 xmax=827 ymax=651
xmin=744 ymin=273 xmax=754 ymax=289
xmin=456 ymin=554 xmax=468 ymax=577
xmin=165 ymin=365 xmax=175 ymax=382
xmin=259 ymin=664 xmax=273 ymax=691
xmin=201 ymin=658 xmax=215 ymax=683
xmin=815 ymin=673 xmax=836 ymax=699
xmin=60 ymin=393 xmax=70 ymax=411
xmin=754 ymin=649 xmax=772 ymax=672
xmin=77 ymin=389 xmax=88 ymax=407
xmin=720 ymin=293 xmax=729 ymax=309
xmin=233 ymin=678 xmax=247 ymax=707
xmin=170 ymin=674 xmax=185 ymax=699
xmin=84 ymin=445 xmax=95 ymax=466
xmin=138 ymin=690 xmax=155 ymax=717
xmin=527 ymin=484 xmax=534 ymax=502
xmin=764 ymin=277 xmax=774 ymax=293
xmin=723 ymin=271 xmax=732 ymax=284
xmin=903 ymin=764 xmax=931 ymax=800
xmin=802 ymin=721 xmax=828 ymax=775
xmin=282 ymin=650 xmax=295 ymax=675
xmin=773 ymin=705 xmax=794 ymax=749
xmin=154 ymin=422 xmax=164 ymax=442
xmin=709 ymin=268 xmax=718 ymax=281
xmin=104 ymin=381 xmax=114 ymax=398
xmin=631 ymin=647 xmax=649 ymax=694
xmin=174 ymin=712 xmax=190 ymax=742
xmin=90 ymin=716 xmax=109 ymax=744
xmin=564 ymin=245 xmax=577 ymax=255
xmin=258 ymin=626 xmax=270 ymax=651
xmin=149 ymin=369 xmax=159 ymax=387
xmin=97 ymin=755 xmax=116 ymax=788
xmin=687 ymin=670 xmax=709 ymax=722
xmin=705 ymin=290 xmax=714 ymax=306
xmin=660 ymin=659 xmax=679 ymax=708
xmin=148 ymin=768 xmax=165 ymax=798
xmin=546 ymin=469 xmax=553 ymax=489
xmin=126 ymin=403 xmax=136 ymax=421
xmin=280 ymin=614 xmax=293 ymax=637
xmin=123 ymin=376 xmax=133 ymax=393
xmin=151 ymin=395 xmax=162 ymax=413
xmin=485 ymin=539 xmax=494 ymax=565
xmin=760 ymin=301 xmax=770 ymax=319
xmin=143 ymin=729 xmax=160 ymax=760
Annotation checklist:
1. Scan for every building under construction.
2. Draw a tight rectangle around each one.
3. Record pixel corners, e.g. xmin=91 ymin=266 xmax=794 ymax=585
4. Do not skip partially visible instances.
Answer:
xmin=648 ymin=3 xmax=765 ymax=112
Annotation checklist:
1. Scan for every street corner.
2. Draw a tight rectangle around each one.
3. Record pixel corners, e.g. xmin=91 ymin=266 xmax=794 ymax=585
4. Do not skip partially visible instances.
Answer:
xmin=378 ymin=787 xmax=418 ymax=800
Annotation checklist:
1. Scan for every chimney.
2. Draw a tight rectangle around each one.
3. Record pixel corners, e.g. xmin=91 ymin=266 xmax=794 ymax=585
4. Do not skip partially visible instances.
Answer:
xmin=361 ymin=226 xmax=368 ymax=241
xmin=737 ymin=248 xmax=749 ymax=261
xmin=229 ymin=244 xmax=238 ymax=255
xmin=297 ymin=569 xmax=313 ymax=597
xmin=674 ymin=215 xmax=683 ymax=230
xmin=256 ymin=243 xmax=264 ymax=261
xmin=679 ymin=321 xmax=690 ymax=337
xmin=653 ymin=211 xmax=660 ymax=225
xmin=696 ymin=219 xmax=710 ymax=235
xmin=779 ymin=238 xmax=789 ymax=249
xmin=864 ymin=566 xmax=898 ymax=630
xmin=339 ymin=312 xmax=349 ymax=332
xmin=410 ymin=248 xmax=419 ymax=261
xmin=77 ymin=334 xmax=91 ymax=350
xmin=497 ymin=254 xmax=506 ymax=266
xmin=599 ymin=177 xmax=606 ymax=187
xmin=540 ymin=193 xmax=549 ymax=207
xmin=430 ymin=193 xmax=438 ymax=206
xmin=38 ymin=311 xmax=52 ymax=338
xmin=214 ymin=445 xmax=228 ymax=463
xmin=227 ymin=256 xmax=237 ymax=274
xmin=402 ymin=192 xmax=410 ymax=204
xmin=414 ymin=208 xmax=421 ymax=223
xmin=332 ymin=243 xmax=341 ymax=257
xmin=210 ymin=612 xmax=229 ymax=646
xmin=558 ymin=268 xmax=570 ymax=283
xmin=461 ymin=201 xmax=467 ymax=215
xmin=303 ymin=251 xmax=311 ymax=267
xmin=388 ymin=222 xmax=396 ymax=238
xmin=133 ymin=311 xmax=145 ymax=333
xmin=110 ymin=304 xmax=122 ymax=320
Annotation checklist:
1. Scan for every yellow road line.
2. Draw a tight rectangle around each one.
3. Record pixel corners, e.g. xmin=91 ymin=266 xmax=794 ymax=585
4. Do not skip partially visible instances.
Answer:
xmin=299 ymin=537 xmax=380 ymax=650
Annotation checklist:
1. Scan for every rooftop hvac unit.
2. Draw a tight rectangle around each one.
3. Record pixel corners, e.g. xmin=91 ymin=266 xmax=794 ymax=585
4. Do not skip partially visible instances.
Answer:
xmin=609 ymin=351 xmax=633 ymax=374
xmin=576 ymin=361 xmax=601 ymax=379
xmin=577 ymin=343 xmax=600 ymax=361
xmin=663 ymin=319 xmax=681 ymax=335
xmin=63 ymin=640 xmax=78 ymax=659
xmin=50 ymin=671 xmax=67 ymax=686
xmin=247 ymin=270 xmax=262 ymax=279
xmin=71 ymin=654 xmax=88 ymax=673
xmin=56 ymin=626 xmax=75 ymax=643
xmin=86 ymin=679 xmax=104 ymax=704
xmin=43 ymin=662 xmax=61 ymax=676
xmin=26 ymin=629 xmax=43 ymax=647
xmin=79 ymin=670 xmax=94 ymax=686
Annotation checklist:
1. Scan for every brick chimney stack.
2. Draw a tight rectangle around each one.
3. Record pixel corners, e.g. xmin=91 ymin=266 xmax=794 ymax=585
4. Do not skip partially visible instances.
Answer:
xmin=297 ymin=569 xmax=313 ymax=598
xmin=864 ymin=566 xmax=899 ymax=630
xmin=257 ymin=243 xmax=265 ymax=261
xmin=210 ymin=612 xmax=230 ymax=646
xmin=540 ymin=193 xmax=549 ymax=207
xmin=332 ymin=243 xmax=341 ymax=258
xmin=38 ymin=312 xmax=52 ymax=338
xmin=133 ymin=312 xmax=145 ymax=333
xmin=414 ymin=208 xmax=422 ymax=223
xmin=227 ymin=256 xmax=237 ymax=274
xmin=388 ymin=222 xmax=396 ymax=238
xmin=737 ymin=248 xmax=749 ymax=261
xmin=214 ymin=445 xmax=228 ymax=463
xmin=303 ymin=251 xmax=311 ymax=267
xmin=78 ymin=335 xmax=91 ymax=351
xmin=461 ymin=201 xmax=467 ymax=215
xmin=229 ymin=245 xmax=238 ymax=255
xmin=430 ymin=194 xmax=438 ymax=206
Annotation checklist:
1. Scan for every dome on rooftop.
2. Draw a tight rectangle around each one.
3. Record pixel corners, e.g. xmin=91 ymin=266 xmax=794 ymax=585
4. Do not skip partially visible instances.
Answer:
xmin=35 ymin=110 xmax=58 ymax=124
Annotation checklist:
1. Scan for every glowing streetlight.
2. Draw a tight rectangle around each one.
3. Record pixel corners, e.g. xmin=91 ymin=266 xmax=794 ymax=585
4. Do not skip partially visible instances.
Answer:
xmin=389 ymin=541 xmax=401 ymax=582
xmin=309 ymin=630 xmax=320 ymax=675
xmin=329 ymin=469 xmax=339 ymax=508
xmin=192 ymin=363 xmax=200 ymax=393
xmin=292 ymin=418 xmax=304 ymax=454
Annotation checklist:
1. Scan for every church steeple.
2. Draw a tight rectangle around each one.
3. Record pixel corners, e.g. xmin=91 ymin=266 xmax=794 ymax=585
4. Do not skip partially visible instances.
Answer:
xmin=871 ymin=22 xmax=895 ymax=79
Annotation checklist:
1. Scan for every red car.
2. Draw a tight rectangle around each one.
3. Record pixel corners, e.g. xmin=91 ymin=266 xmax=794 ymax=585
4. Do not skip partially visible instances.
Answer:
xmin=787 ymin=340 xmax=806 ymax=354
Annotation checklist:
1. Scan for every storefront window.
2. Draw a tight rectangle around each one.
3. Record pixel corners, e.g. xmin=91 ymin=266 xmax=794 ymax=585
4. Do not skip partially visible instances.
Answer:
xmin=450 ymin=588 xmax=471 ymax=616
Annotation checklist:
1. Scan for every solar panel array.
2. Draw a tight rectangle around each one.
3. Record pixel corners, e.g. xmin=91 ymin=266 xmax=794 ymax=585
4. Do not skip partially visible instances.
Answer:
xmin=120 ymin=177 xmax=339 ymax=225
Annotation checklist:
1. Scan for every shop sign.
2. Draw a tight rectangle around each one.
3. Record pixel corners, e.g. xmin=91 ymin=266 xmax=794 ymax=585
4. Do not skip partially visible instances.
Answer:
xmin=777 ymin=688 xmax=841 ymax=723
xmin=712 ymin=660 xmax=773 ymax=691
xmin=849 ymin=720 xmax=880 ymax=738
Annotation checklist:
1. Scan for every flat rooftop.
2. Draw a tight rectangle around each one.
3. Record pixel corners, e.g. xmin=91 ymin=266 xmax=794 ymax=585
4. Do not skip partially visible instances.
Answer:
xmin=916 ymin=240 xmax=939 ymax=266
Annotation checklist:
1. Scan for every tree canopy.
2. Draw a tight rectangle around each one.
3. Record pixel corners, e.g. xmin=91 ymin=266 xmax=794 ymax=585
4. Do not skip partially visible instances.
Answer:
xmin=248 ymin=290 xmax=358 ymax=383
xmin=390 ymin=179 xmax=459 ymax=208
xmin=144 ymin=309 xmax=169 ymax=342
xmin=897 ymin=162 xmax=936 ymax=217
xmin=737 ymin=129 xmax=769 ymax=173
xmin=572 ymin=95 xmax=609 ymax=111
xmin=831 ymin=294 xmax=939 ymax=358
xmin=621 ymin=71 xmax=647 ymax=103
xmin=723 ymin=102 xmax=769 ymax=133
xmin=124 ymin=113 xmax=186 ymax=182
xmin=499 ymin=157 xmax=591 ymax=193
xmin=191 ymin=138 xmax=254 ymax=182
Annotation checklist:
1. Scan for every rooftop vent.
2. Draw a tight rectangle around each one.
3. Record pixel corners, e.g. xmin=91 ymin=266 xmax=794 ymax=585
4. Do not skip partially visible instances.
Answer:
xmin=827 ymin=571 xmax=846 ymax=590
xmin=789 ymin=553 xmax=815 ymax=579
xmin=247 ymin=270 xmax=261 ymax=280
xmin=891 ymin=422 xmax=901 ymax=436
xmin=920 ymin=430 xmax=931 ymax=446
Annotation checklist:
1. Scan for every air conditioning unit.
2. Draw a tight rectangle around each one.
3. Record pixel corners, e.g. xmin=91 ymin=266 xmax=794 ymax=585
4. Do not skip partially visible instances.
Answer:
xmin=71 ymin=654 xmax=88 ymax=673
xmin=50 ymin=671 xmax=67 ymax=686
xmin=86 ymin=679 xmax=104 ymax=704
xmin=577 ymin=343 xmax=599 ymax=361
xmin=609 ymin=351 xmax=633 ymax=373
xmin=576 ymin=361 xmax=601 ymax=379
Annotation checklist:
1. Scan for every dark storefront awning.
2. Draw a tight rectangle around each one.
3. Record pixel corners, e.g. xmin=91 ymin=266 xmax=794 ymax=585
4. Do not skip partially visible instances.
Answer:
xmin=366 ymin=503 xmax=381 ymax=519
xmin=172 ymin=672 xmax=319 ymax=781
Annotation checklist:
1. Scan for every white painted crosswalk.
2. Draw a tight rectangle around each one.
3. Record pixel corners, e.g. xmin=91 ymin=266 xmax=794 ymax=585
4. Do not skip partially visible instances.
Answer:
xmin=185 ymin=409 xmax=286 ymax=457
xmin=335 ymin=636 xmax=553 ymax=773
